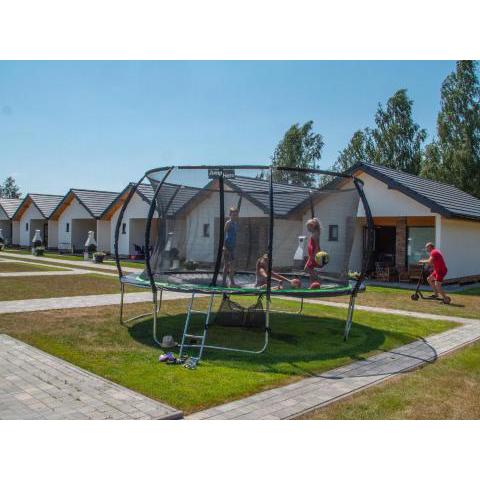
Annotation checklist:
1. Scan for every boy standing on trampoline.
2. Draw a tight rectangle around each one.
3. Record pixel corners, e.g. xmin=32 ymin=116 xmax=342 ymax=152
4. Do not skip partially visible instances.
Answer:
xmin=419 ymin=242 xmax=451 ymax=304
xmin=223 ymin=207 xmax=239 ymax=287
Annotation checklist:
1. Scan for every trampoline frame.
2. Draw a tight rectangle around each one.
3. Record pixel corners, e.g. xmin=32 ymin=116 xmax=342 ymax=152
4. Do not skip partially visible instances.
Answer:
xmin=114 ymin=165 xmax=374 ymax=360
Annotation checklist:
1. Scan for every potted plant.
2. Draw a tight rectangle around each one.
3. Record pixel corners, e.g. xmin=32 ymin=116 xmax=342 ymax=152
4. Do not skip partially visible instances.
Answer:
xmin=184 ymin=259 xmax=198 ymax=271
xmin=92 ymin=251 xmax=106 ymax=263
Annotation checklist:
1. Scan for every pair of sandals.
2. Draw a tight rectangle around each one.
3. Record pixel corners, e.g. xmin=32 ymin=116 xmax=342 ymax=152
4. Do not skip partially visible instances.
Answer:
xmin=159 ymin=352 xmax=198 ymax=369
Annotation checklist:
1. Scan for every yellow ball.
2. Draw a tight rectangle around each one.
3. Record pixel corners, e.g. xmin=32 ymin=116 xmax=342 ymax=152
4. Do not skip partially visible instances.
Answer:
xmin=315 ymin=251 xmax=329 ymax=267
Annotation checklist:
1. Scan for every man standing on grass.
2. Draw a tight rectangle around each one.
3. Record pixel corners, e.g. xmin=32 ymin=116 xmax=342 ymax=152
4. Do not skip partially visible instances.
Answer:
xmin=419 ymin=242 xmax=451 ymax=304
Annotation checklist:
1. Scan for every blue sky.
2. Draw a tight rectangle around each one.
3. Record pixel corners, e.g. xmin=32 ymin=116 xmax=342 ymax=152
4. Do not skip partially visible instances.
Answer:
xmin=0 ymin=61 xmax=456 ymax=196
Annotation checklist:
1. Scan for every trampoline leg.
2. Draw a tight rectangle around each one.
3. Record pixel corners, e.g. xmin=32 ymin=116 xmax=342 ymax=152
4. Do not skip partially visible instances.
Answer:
xmin=344 ymin=293 xmax=356 ymax=341
xmin=152 ymin=289 xmax=161 ymax=347
xmin=119 ymin=282 xmax=125 ymax=325
xmin=258 ymin=297 xmax=270 ymax=354
xmin=297 ymin=297 xmax=304 ymax=315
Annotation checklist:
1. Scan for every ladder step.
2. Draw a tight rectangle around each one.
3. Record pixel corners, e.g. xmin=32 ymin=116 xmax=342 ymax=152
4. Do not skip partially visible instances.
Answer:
xmin=190 ymin=310 xmax=209 ymax=315
xmin=184 ymin=334 xmax=205 ymax=339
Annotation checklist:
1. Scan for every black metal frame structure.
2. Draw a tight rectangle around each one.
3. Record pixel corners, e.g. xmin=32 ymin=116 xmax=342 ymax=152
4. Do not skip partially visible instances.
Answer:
xmin=114 ymin=165 xmax=374 ymax=359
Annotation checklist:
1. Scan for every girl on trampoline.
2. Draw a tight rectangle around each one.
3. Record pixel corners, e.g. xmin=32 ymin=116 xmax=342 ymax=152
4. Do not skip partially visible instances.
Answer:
xmin=223 ymin=206 xmax=239 ymax=287
xmin=305 ymin=217 xmax=322 ymax=285
xmin=255 ymin=253 xmax=300 ymax=289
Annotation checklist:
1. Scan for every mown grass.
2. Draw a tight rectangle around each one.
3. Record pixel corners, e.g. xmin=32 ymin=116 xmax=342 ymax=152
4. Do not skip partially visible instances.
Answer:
xmin=302 ymin=339 xmax=480 ymax=419
xmin=329 ymin=285 xmax=480 ymax=319
xmin=0 ymin=298 xmax=456 ymax=413
xmin=3 ymin=249 xmax=143 ymax=269
xmin=0 ymin=273 xmax=136 ymax=301
xmin=0 ymin=261 xmax=68 ymax=273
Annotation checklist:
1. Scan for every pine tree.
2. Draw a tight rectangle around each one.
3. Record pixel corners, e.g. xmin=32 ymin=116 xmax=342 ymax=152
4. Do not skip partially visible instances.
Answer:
xmin=1 ymin=177 xmax=21 ymax=199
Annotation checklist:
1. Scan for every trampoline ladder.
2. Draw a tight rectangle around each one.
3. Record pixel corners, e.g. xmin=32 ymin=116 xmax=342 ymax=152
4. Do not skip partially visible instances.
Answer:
xmin=179 ymin=293 xmax=215 ymax=363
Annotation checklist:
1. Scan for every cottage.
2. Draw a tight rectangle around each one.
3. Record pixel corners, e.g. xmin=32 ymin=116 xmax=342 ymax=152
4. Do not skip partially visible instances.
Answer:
xmin=11 ymin=194 xmax=63 ymax=248
xmin=50 ymin=189 xmax=119 ymax=253
xmin=0 ymin=198 xmax=22 ymax=245
xmin=309 ymin=163 xmax=480 ymax=283
xmin=103 ymin=182 xmax=198 ymax=258
xmin=176 ymin=176 xmax=311 ymax=269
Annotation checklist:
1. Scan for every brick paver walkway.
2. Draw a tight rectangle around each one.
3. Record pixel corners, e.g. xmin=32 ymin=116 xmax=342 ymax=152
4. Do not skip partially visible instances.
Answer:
xmin=0 ymin=291 xmax=191 ymax=314
xmin=0 ymin=334 xmax=182 ymax=419
xmin=188 ymin=315 xmax=480 ymax=420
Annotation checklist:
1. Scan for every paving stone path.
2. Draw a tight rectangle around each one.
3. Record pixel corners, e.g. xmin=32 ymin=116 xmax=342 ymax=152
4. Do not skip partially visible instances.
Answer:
xmin=0 ymin=290 xmax=191 ymax=314
xmin=188 ymin=314 xmax=480 ymax=420
xmin=0 ymin=334 xmax=182 ymax=419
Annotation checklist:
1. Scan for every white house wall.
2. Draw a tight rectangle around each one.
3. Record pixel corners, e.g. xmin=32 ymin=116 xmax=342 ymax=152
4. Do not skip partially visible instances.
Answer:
xmin=58 ymin=198 xmax=93 ymax=250
xmin=439 ymin=217 xmax=480 ymax=279
xmin=304 ymin=189 xmax=360 ymax=276
xmin=355 ymin=172 xmax=432 ymax=218
xmin=185 ymin=191 xmax=266 ymax=263
xmin=96 ymin=220 xmax=111 ymax=253
xmin=19 ymin=203 xmax=45 ymax=246
xmin=110 ymin=192 xmax=157 ymax=256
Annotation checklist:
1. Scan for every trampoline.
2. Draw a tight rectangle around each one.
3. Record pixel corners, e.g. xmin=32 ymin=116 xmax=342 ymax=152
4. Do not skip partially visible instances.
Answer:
xmin=114 ymin=165 xmax=374 ymax=362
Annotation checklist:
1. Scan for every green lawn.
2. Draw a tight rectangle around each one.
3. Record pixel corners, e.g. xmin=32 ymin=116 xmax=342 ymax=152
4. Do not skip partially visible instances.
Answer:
xmin=0 ymin=298 xmax=456 ymax=413
xmin=0 ymin=273 xmax=137 ymax=301
xmin=328 ymin=285 xmax=480 ymax=319
xmin=303 ymin=339 xmax=480 ymax=419
xmin=0 ymin=261 xmax=68 ymax=273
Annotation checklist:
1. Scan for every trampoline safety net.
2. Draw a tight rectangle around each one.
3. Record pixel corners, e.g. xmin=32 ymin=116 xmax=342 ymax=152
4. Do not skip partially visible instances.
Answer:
xmin=136 ymin=166 xmax=365 ymax=298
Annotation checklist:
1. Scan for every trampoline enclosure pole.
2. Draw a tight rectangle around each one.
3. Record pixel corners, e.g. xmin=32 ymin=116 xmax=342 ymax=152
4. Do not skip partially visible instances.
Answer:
xmin=211 ymin=173 xmax=225 ymax=286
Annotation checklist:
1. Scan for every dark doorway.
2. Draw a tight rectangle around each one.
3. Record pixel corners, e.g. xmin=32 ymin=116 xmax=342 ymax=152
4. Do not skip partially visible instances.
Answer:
xmin=43 ymin=222 xmax=49 ymax=247
xmin=374 ymin=226 xmax=396 ymax=265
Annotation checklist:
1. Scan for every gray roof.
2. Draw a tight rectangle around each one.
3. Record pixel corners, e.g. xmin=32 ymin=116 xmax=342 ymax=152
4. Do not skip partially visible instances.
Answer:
xmin=0 ymin=198 xmax=22 ymax=219
xmin=28 ymin=194 xmax=64 ymax=218
xmin=352 ymin=163 xmax=480 ymax=221
xmin=137 ymin=182 xmax=199 ymax=216
xmin=70 ymin=189 xmax=119 ymax=218
xmin=225 ymin=176 xmax=312 ymax=217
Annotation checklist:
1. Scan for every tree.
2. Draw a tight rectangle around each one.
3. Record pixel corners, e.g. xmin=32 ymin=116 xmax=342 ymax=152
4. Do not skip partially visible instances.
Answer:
xmin=369 ymin=89 xmax=427 ymax=175
xmin=421 ymin=61 xmax=480 ymax=197
xmin=271 ymin=121 xmax=324 ymax=186
xmin=1 ymin=177 xmax=21 ymax=198
xmin=333 ymin=89 xmax=426 ymax=175
xmin=334 ymin=129 xmax=373 ymax=171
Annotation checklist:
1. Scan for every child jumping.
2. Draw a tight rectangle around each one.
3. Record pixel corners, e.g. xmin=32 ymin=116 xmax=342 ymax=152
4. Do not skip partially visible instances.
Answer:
xmin=223 ymin=207 xmax=239 ymax=287
xmin=419 ymin=242 xmax=451 ymax=304
xmin=304 ymin=217 xmax=322 ymax=284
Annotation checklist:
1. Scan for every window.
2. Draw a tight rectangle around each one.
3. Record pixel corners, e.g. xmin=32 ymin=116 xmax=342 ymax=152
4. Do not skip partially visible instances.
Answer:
xmin=26 ymin=222 xmax=29 ymax=231
xmin=407 ymin=227 xmax=434 ymax=265
xmin=121 ymin=223 xmax=127 ymax=235
xmin=203 ymin=223 xmax=210 ymax=237
xmin=328 ymin=225 xmax=339 ymax=241
xmin=66 ymin=223 xmax=70 ymax=233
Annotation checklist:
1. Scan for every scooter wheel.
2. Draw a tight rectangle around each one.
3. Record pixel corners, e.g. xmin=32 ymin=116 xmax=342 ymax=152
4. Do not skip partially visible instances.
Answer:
xmin=411 ymin=294 xmax=419 ymax=301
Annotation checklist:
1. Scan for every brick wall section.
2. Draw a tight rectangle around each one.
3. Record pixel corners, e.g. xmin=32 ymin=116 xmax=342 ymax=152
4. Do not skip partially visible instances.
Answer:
xmin=395 ymin=217 xmax=407 ymax=273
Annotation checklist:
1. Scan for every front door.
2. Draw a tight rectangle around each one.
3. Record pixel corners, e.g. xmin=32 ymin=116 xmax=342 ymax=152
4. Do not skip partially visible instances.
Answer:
xmin=43 ymin=222 xmax=48 ymax=247
xmin=374 ymin=226 xmax=396 ymax=265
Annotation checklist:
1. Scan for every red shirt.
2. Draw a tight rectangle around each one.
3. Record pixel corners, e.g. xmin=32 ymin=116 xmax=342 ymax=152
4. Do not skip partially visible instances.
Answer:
xmin=306 ymin=236 xmax=320 ymax=269
xmin=431 ymin=248 xmax=447 ymax=274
